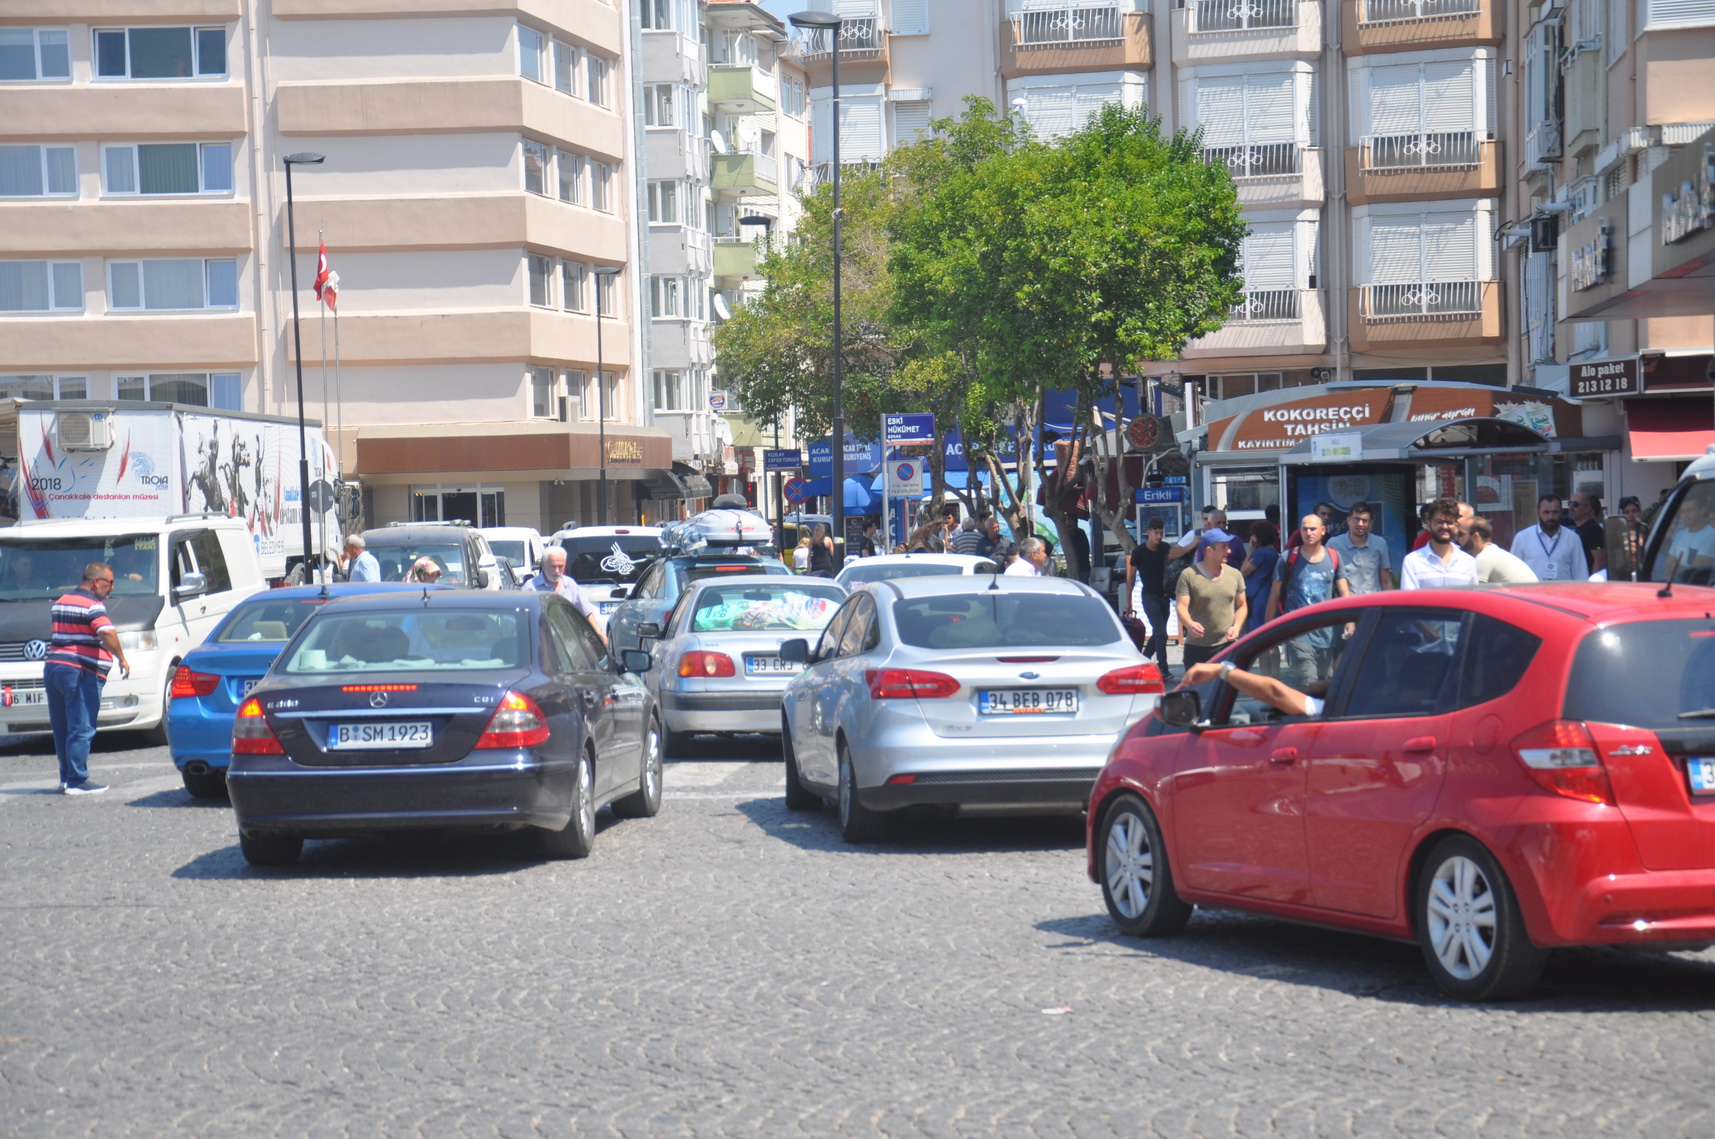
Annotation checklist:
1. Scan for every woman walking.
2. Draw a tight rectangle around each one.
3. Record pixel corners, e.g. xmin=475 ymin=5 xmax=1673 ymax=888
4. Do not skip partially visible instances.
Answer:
xmin=807 ymin=523 xmax=835 ymax=577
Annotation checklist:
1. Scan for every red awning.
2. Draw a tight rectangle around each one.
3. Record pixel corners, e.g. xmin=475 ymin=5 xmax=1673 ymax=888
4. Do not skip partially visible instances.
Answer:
xmin=1626 ymin=397 xmax=1715 ymax=461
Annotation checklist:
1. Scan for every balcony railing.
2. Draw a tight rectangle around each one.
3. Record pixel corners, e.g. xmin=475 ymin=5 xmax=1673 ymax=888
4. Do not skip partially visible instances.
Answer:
xmin=1205 ymin=141 xmax=1302 ymax=177
xmin=1228 ymin=289 xmax=1301 ymax=321
xmin=799 ymin=18 xmax=884 ymax=59
xmin=1015 ymin=4 xmax=1124 ymax=46
xmin=1362 ymin=279 xmax=1483 ymax=321
xmin=1361 ymin=130 xmax=1480 ymax=170
xmin=1190 ymin=0 xmax=1297 ymax=32
xmin=1358 ymin=0 xmax=1479 ymax=24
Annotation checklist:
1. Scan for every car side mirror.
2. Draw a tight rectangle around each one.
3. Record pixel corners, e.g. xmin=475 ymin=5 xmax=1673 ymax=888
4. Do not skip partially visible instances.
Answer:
xmin=636 ymin=622 xmax=662 ymax=641
xmin=609 ymin=584 xmax=632 ymax=600
xmin=1158 ymin=690 xmax=1203 ymax=730
xmin=173 ymin=570 xmax=207 ymax=602
xmin=476 ymin=567 xmax=493 ymax=589
xmin=779 ymin=638 xmax=809 ymax=664
xmin=621 ymin=649 xmax=653 ymax=673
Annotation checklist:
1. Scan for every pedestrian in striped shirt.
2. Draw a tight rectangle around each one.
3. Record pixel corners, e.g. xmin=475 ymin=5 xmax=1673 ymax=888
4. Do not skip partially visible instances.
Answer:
xmin=47 ymin=562 xmax=131 ymax=795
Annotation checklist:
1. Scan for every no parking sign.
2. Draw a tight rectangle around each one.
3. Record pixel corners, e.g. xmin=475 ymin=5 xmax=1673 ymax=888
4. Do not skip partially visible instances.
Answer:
xmin=887 ymin=460 xmax=923 ymax=497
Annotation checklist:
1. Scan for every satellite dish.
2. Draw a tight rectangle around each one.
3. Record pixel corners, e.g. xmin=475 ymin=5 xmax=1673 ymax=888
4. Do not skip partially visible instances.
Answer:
xmin=712 ymin=294 xmax=732 ymax=321
xmin=710 ymin=130 xmax=728 ymax=154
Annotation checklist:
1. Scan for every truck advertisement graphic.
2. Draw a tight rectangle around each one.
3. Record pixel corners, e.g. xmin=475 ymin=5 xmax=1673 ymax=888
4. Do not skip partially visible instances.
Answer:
xmin=6 ymin=402 xmax=339 ymax=580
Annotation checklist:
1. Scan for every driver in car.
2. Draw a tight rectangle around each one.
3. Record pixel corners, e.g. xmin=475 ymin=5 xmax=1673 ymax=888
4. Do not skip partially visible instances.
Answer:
xmin=1182 ymin=659 xmax=1325 ymax=718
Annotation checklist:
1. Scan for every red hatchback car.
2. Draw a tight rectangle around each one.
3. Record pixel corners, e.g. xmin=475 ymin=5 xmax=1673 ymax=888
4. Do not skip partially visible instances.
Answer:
xmin=1086 ymin=582 xmax=1715 ymax=1000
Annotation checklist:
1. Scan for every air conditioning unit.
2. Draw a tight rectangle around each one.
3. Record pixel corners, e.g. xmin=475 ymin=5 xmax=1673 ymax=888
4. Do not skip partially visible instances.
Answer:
xmin=57 ymin=410 xmax=114 ymax=451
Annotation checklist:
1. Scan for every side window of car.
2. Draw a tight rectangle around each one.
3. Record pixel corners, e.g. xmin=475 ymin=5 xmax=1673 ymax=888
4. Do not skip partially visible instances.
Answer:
xmin=815 ymin=605 xmax=852 ymax=661
xmin=633 ymin=564 xmax=661 ymax=600
xmin=1222 ymin=615 xmax=1358 ymax=726
xmin=1452 ymin=613 xmax=1542 ymax=711
xmin=838 ymin=596 xmax=875 ymax=658
xmin=541 ymin=607 xmax=578 ymax=674
xmin=546 ymin=599 xmax=600 ymax=670
xmin=1340 ymin=610 xmax=1465 ymax=719
xmin=169 ymin=533 xmax=196 ymax=591
xmin=189 ymin=530 xmax=232 ymax=594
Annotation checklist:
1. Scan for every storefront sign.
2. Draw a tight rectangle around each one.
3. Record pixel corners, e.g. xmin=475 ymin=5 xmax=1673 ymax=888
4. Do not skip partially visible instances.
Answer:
xmin=1308 ymin=432 xmax=1364 ymax=462
xmin=605 ymin=439 xmax=644 ymax=465
xmin=1206 ymin=389 xmax=1394 ymax=453
xmin=1570 ymin=219 xmax=1612 ymax=290
xmin=807 ymin=434 xmax=885 ymax=477
xmin=1661 ymin=143 xmax=1715 ymax=245
xmin=1570 ymin=357 xmax=1641 ymax=399
xmin=1135 ymin=487 xmax=1185 ymax=505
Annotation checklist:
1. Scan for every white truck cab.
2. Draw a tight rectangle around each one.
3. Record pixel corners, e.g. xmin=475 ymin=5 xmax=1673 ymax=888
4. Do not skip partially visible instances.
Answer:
xmin=0 ymin=514 xmax=265 ymax=738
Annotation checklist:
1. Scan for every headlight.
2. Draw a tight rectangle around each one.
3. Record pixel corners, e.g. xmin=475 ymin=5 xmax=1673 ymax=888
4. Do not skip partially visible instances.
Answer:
xmin=117 ymin=630 xmax=158 ymax=651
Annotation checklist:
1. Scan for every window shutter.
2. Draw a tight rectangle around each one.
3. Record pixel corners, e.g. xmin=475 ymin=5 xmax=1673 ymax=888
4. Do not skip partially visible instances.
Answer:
xmin=841 ymin=95 xmax=885 ymax=161
xmin=1303 ymin=68 xmax=1318 ymax=146
xmin=891 ymin=0 xmax=930 ymax=34
xmin=833 ymin=0 xmax=875 ymax=16
xmin=1369 ymin=64 xmax=1423 ymax=136
xmin=893 ymin=100 xmax=932 ymax=144
xmin=1026 ymin=90 xmax=1078 ymax=138
xmin=1071 ymin=81 xmax=1122 ymax=130
xmin=1369 ymin=218 xmax=1425 ymax=284
xmin=1195 ymin=77 xmax=1247 ymax=148
xmin=1304 ymin=217 xmax=1322 ymax=287
xmin=811 ymin=95 xmax=832 ymax=164
xmin=1422 ymin=212 xmax=1478 ymax=281
xmin=1422 ymin=60 xmax=1476 ymax=134
xmin=1645 ymin=0 xmax=1715 ymax=26
xmin=1245 ymin=73 xmax=1296 ymax=144
xmin=1178 ymin=76 xmax=1193 ymax=128
xmin=1242 ymin=223 xmax=1296 ymax=291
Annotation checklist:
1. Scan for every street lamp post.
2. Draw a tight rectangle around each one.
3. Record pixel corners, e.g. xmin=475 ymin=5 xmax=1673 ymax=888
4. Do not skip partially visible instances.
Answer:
xmin=789 ymin=10 xmax=845 ymax=571
xmin=593 ymin=265 xmax=622 ymax=526
xmin=283 ymin=152 xmax=325 ymax=581
xmin=737 ymin=213 xmax=781 ymax=547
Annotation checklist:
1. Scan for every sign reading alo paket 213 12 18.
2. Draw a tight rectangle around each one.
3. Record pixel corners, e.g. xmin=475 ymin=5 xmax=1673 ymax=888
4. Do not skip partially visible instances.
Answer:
xmin=1570 ymin=357 xmax=1641 ymax=399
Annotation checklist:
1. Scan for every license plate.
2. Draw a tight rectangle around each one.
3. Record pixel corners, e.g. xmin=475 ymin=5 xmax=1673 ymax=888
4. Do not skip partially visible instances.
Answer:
xmin=327 ymin=721 xmax=433 ymax=749
xmin=600 ymin=601 xmax=622 ymax=614
xmin=745 ymin=654 xmax=795 ymax=676
xmin=1690 ymin=757 xmax=1715 ymax=795
xmin=2 ymin=686 xmax=46 ymax=707
xmin=239 ymin=678 xmax=260 ymax=697
xmin=978 ymin=688 xmax=1079 ymax=716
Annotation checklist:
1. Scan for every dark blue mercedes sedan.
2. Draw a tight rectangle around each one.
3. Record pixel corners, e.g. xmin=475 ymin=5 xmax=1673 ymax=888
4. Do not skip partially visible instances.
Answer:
xmin=226 ymin=590 xmax=660 ymax=866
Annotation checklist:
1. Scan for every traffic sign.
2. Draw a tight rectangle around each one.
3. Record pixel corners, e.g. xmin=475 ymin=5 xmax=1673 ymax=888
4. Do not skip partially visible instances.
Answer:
xmin=763 ymin=448 xmax=801 ymax=472
xmin=307 ymin=479 xmax=336 ymax=513
xmin=886 ymin=459 xmax=923 ymax=497
xmin=782 ymin=477 xmax=812 ymax=504
xmin=882 ymin=412 xmax=935 ymax=446
xmin=1135 ymin=487 xmax=1185 ymax=505
xmin=709 ymin=389 xmax=728 ymax=410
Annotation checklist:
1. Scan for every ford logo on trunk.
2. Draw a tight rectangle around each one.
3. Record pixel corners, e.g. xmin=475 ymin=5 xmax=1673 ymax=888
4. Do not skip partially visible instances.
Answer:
xmin=23 ymin=640 xmax=47 ymax=660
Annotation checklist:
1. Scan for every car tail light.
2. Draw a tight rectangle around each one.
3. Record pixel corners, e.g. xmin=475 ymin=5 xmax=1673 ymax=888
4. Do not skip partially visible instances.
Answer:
xmin=232 ymin=697 xmax=284 ymax=755
xmin=341 ymin=684 xmax=419 ymax=693
xmin=1512 ymin=719 xmax=1614 ymax=805
xmin=475 ymin=690 xmax=550 ymax=749
xmin=1096 ymin=664 xmax=1165 ymax=696
xmin=678 ymin=651 xmax=736 ymax=678
xmin=170 ymin=666 xmax=220 ymax=699
xmin=866 ymin=668 xmax=961 ymax=699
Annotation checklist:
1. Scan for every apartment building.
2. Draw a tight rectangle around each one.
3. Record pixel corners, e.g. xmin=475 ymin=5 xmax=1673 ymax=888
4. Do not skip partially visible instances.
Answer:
xmin=1526 ymin=0 xmax=1714 ymax=503
xmin=0 ymin=2 xmax=670 ymax=535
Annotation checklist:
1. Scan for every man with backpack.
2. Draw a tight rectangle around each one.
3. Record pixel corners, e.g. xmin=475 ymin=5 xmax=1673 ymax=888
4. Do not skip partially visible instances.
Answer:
xmin=1265 ymin=512 xmax=1351 ymax=685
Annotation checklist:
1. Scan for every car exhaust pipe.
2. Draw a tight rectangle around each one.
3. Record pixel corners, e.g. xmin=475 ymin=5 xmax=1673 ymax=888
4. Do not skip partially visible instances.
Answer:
xmin=186 ymin=762 xmax=210 ymax=777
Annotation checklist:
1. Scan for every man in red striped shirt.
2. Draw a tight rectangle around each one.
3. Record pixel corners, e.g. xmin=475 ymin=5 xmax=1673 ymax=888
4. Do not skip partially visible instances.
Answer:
xmin=47 ymin=562 xmax=131 ymax=795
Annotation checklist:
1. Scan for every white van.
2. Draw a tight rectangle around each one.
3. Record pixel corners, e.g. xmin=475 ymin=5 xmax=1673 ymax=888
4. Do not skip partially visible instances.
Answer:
xmin=0 ymin=514 xmax=266 ymax=740
xmin=479 ymin=526 xmax=547 ymax=581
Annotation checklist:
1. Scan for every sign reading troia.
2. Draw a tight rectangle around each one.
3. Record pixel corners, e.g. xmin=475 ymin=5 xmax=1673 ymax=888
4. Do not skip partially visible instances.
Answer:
xmin=1570 ymin=357 xmax=1641 ymax=399
xmin=604 ymin=439 xmax=644 ymax=465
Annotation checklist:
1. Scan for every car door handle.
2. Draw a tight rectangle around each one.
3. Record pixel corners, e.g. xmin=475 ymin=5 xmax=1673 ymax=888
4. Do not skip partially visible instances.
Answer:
xmin=1270 ymin=747 xmax=1297 ymax=764
xmin=1403 ymin=736 xmax=1437 ymax=754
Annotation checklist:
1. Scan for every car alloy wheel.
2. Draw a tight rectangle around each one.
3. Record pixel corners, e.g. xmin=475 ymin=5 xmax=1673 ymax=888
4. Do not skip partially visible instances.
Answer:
xmin=541 ymin=750 xmax=597 ymax=859
xmin=782 ymin=716 xmax=818 ymax=811
xmin=837 ymin=744 xmax=885 ymax=843
xmin=613 ymin=721 xmax=663 ymax=819
xmin=1415 ymin=835 xmax=1545 ymax=1001
xmin=1097 ymin=793 xmax=1191 ymax=937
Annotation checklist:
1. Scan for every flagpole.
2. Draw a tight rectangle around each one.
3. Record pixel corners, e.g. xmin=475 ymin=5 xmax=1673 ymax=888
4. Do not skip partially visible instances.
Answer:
xmin=318 ymin=229 xmax=330 ymax=442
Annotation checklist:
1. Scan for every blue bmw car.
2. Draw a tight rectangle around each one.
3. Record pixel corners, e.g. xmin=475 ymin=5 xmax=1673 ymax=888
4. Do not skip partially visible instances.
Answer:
xmin=168 ymin=583 xmax=444 ymax=798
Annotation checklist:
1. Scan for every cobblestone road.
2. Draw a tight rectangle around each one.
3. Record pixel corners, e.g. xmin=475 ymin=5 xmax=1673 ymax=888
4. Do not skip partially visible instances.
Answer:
xmin=3 ymin=730 xmax=1713 ymax=1138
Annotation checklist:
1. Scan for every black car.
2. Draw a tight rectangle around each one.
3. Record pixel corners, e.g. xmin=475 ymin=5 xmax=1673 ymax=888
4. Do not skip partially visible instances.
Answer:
xmin=359 ymin=523 xmax=502 ymax=589
xmin=226 ymin=591 xmax=660 ymax=865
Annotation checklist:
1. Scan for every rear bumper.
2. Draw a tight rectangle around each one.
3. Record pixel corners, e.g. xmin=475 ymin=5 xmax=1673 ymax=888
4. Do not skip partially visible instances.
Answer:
xmin=660 ymin=688 xmax=783 ymax=734
xmin=849 ymin=727 xmax=1122 ymax=815
xmin=1552 ymin=867 xmax=1715 ymax=948
xmin=227 ymin=751 xmax=574 ymax=835
xmin=864 ymin=768 xmax=1101 ymax=813
xmin=167 ymin=700 xmax=238 ymax=769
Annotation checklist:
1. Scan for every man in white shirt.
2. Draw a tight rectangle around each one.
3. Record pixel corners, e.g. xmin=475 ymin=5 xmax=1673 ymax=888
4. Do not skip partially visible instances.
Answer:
xmin=524 ymin=547 xmax=607 ymax=641
xmin=1458 ymin=515 xmax=1538 ymax=584
xmin=1326 ymin=500 xmax=1393 ymax=593
xmin=1004 ymin=537 xmax=1048 ymax=576
xmin=343 ymin=535 xmax=380 ymax=583
xmin=1664 ymin=492 xmax=1715 ymax=582
xmin=1400 ymin=498 xmax=1479 ymax=589
xmin=1510 ymin=495 xmax=1588 ymax=582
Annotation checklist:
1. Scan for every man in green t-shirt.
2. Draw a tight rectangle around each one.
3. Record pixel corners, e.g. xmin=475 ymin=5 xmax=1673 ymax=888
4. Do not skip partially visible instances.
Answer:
xmin=1174 ymin=527 xmax=1247 ymax=668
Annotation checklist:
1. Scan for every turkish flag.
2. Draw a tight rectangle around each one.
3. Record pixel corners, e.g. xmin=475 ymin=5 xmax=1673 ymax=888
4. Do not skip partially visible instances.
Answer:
xmin=320 ymin=270 xmax=339 ymax=312
xmin=312 ymin=241 xmax=330 ymax=301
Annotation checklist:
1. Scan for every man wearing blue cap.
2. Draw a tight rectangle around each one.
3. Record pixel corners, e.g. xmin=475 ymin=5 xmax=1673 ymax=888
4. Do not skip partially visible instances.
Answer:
xmin=1174 ymin=526 xmax=1247 ymax=668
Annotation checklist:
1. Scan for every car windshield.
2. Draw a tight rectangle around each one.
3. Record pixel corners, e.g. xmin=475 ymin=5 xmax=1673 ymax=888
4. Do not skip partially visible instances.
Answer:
xmin=891 ymin=592 xmax=1123 ymax=649
xmin=366 ymin=542 xmax=467 ymax=584
xmin=839 ymin=562 xmax=991 ymax=586
xmin=689 ymin=585 xmax=845 ymax=633
xmin=1567 ymin=618 xmax=1715 ymax=732
xmin=283 ymin=610 xmax=525 ymax=673
xmin=0 ymin=536 xmax=160 ymax=600
xmin=558 ymin=537 xmax=659 ymax=584
xmin=1646 ymin=482 xmax=1715 ymax=585
xmin=217 ymin=597 xmax=329 ymax=643
xmin=488 ymin=540 xmax=529 ymax=566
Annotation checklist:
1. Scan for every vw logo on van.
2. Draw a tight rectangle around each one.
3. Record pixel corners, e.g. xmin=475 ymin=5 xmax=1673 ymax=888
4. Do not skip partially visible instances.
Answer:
xmin=23 ymin=640 xmax=47 ymax=661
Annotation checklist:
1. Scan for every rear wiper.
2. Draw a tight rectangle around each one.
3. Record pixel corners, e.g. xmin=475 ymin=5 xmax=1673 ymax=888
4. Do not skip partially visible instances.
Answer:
xmin=1677 ymin=708 xmax=1715 ymax=719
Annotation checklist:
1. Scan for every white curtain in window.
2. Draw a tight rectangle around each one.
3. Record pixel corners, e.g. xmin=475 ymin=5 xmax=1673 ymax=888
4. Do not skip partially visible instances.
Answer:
xmin=0 ymin=146 xmax=41 ymax=196
xmin=211 ymin=374 xmax=242 ymax=410
xmin=144 ymin=259 xmax=204 ymax=309
xmin=110 ymin=263 xmax=141 ymax=308
xmin=0 ymin=262 xmax=49 ymax=310
xmin=105 ymin=147 xmax=136 ymax=193
xmin=205 ymin=260 xmax=237 ymax=308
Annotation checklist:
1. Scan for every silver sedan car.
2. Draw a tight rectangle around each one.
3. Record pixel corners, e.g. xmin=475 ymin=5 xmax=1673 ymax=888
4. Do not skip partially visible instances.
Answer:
xmin=779 ymin=575 xmax=1163 ymax=842
xmin=638 ymin=575 xmax=847 ymax=756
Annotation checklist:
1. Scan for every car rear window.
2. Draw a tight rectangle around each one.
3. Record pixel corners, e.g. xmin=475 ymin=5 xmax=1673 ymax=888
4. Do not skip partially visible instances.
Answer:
xmin=689 ymin=585 xmax=845 ymax=633
xmin=558 ymin=538 xmax=659 ymax=584
xmin=890 ymin=592 xmax=1124 ymax=650
xmin=217 ymin=598 xmax=328 ymax=643
xmin=840 ymin=563 xmax=990 ymax=585
xmin=1566 ymin=618 xmax=1715 ymax=731
xmin=284 ymin=611 xmax=525 ymax=673
xmin=365 ymin=542 xmax=467 ymax=584
xmin=488 ymin=540 xmax=529 ymax=566
xmin=685 ymin=560 xmax=787 ymax=582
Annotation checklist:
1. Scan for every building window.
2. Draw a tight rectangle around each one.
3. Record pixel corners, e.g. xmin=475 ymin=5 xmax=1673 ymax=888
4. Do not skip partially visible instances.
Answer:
xmin=522 ymin=138 xmax=549 ymax=195
xmin=0 ymin=145 xmax=77 ymax=197
xmin=602 ymin=370 xmax=619 ymax=417
xmin=595 ymin=269 xmax=619 ymax=316
xmin=561 ymin=261 xmax=587 ymax=311
xmin=518 ymin=24 xmax=546 ymax=84
xmin=557 ymin=149 xmax=584 ymax=203
xmin=653 ymin=369 xmax=684 ymax=411
xmin=0 ymin=261 xmax=83 ymax=312
xmin=554 ymin=38 xmax=578 ymax=94
xmin=1361 ymin=204 xmax=1491 ymax=319
xmin=565 ymin=369 xmax=589 ymax=420
xmin=411 ymin=485 xmax=506 ymax=528
xmin=651 ymin=276 xmax=682 ymax=317
xmin=893 ymin=101 xmax=932 ymax=146
xmin=587 ymin=55 xmax=610 ymax=106
xmin=641 ymin=0 xmax=677 ymax=30
xmin=530 ymin=366 xmax=556 ymax=418
xmin=1188 ymin=68 xmax=1307 ymax=177
xmin=1353 ymin=56 xmax=1490 ymax=170
xmin=102 ymin=143 xmax=232 ymax=195
xmin=115 ymin=373 xmax=229 ymax=406
xmin=1005 ymin=77 xmax=1146 ymax=141
xmin=646 ymin=180 xmax=679 ymax=224
xmin=0 ymin=375 xmax=87 ymax=400
xmin=94 ymin=27 xmax=227 ymax=79
xmin=108 ymin=259 xmax=236 ymax=311
xmin=781 ymin=76 xmax=807 ymax=119
xmin=0 ymin=29 xmax=71 ymax=81
xmin=591 ymin=162 xmax=612 ymax=211
xmin=644 ymin=83 xmax=679 ymax=127
xmin=528 ymin=254 xmax=554 ymax=307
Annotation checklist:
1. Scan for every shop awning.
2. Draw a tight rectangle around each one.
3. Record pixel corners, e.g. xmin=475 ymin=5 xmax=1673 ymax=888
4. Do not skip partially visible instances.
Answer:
xmin=642 ymin=467 xmax=714 ymax=500
xmin=1278 ymin=418 xmax=1552 ymax=465
xmin=1626 ymin=397 xmax=1715 ymax=462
